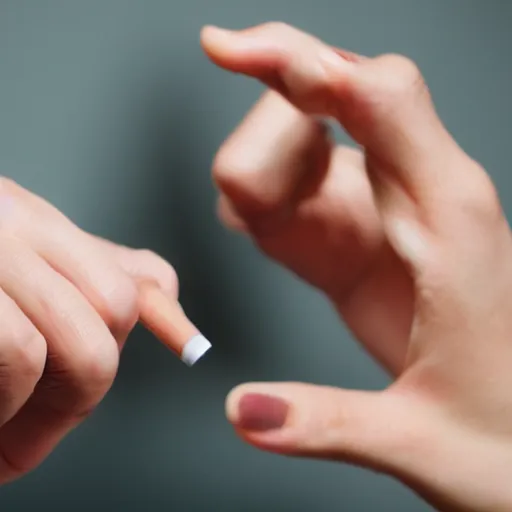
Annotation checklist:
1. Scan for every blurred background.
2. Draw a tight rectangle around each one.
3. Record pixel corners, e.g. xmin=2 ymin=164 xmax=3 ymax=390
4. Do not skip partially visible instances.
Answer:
xmin=0 ymin=1 xmax=510 ymax=510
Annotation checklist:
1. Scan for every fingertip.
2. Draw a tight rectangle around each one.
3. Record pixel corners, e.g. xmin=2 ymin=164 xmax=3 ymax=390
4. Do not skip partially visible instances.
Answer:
xmin=200 ymin=25 xmax=220 ymax=47
xmin=225 ymin=383 xmax=291 ymax=430
xmin=216 ymin=195 xmax=249 ymax=233
xmin=200 ymin=24 xmax=282 ymax=77
xmin=225 ymin=386 xmax=240 ymax=425
xmin=225 ymin=383 xmax=258 ymax=425
xmin=200 ymin=25 xmax=237 ymax=57
xmin=200 ymin=25 xmax=231 ymax=40
xmin=225 ymin=383 xmax=258 ymax=424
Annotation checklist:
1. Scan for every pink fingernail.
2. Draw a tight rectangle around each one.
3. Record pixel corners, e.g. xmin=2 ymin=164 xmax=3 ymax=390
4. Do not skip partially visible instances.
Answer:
xmin=236 ymin=393 xmax=289 ymax=431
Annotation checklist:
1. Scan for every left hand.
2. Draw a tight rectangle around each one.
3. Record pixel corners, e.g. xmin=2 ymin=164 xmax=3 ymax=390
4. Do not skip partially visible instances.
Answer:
xmin=0 ymin=178 xmax=182 ymax=483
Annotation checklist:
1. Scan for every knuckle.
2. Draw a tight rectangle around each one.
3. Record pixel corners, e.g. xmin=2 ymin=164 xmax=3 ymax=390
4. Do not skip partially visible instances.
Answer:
xmin=213 ymin=150 xmax=284 ymax=215
xmin=134 ymin=249 xmax=179 ymax=294
xmin=40 ymin=335 xmax=119 ymax=419
xmin=455 ymin=165 xmax=503 ymax=223
xmin=96 ymin=278 xmax=139 ymax=338
xmin=373 ymin=53 xmax=427 ymax=103
xmin=212 ymin=146 xmax=249 ymax=188
xmin=134 ymin=248 xmax=158 ymax=260
xmin=0 ymin=329 xmax=46 ymax=381
xmin=0 ymin=177 xmax=20 ymax=196
xmin=72 ymin=340 xmax=119 ymax=398
xmin=0 ymin=179 xmax=28 ymax=235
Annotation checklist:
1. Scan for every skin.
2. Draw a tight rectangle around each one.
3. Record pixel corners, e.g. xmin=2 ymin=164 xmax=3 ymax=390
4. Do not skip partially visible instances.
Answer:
xmin=201 ymin=22 xmax=512 ymax=511
xmin=1 ymin=19 xmax=510 ymax=512
xmin=0 ymin=178 xmax=179 ymax=484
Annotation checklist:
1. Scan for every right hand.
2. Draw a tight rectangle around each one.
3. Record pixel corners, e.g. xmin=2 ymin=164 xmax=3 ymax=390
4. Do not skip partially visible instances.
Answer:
xmin=203 ymin=22 xmax=512 ymax=511
xmin=0 ymin=178 xmax=179 ymax=484
xmin=208 ymin=40 xmax=414 ymax=376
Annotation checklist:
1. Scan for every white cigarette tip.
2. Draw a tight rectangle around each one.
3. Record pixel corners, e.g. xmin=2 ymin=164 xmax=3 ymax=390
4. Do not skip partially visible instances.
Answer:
xmin=181 ymin=334 xmax=212 ymax=366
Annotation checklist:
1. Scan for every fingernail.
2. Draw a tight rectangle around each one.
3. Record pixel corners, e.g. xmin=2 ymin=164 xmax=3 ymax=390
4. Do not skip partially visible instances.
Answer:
xmin=235 ymin=393 xmax=289 ymax=431
xmin=181 ymin=333 xmax=212 ymax=366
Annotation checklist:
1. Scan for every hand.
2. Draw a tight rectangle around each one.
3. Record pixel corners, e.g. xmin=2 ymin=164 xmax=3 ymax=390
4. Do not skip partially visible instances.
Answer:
xmin=202 ymin=23 xmax=512 ymax=511
xmin=0 ymin=178 xmax=190 ymax=484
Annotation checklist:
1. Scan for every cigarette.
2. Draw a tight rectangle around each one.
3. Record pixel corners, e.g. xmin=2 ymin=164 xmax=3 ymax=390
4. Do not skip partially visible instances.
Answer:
xmin=137 ymin=280 xmax=211 ymax=366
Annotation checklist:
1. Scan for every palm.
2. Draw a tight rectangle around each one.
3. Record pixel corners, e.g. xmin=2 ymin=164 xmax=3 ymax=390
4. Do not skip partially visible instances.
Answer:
xmin=251 ymin=146 xmax=414 ymax=374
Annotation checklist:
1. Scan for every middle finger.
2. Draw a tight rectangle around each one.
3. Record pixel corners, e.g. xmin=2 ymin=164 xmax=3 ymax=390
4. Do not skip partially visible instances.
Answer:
xmin=214 ymin=90 xmax=332 ymax=232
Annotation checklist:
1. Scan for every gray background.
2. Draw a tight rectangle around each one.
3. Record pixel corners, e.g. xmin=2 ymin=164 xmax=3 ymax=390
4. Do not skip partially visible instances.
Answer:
xmin=0 ymin=1 xmax=510 ymax=510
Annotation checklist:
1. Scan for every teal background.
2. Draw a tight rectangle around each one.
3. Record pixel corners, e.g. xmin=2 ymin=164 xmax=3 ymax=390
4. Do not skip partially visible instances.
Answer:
xmin=0 ymin=1 xmax=511 ymax=510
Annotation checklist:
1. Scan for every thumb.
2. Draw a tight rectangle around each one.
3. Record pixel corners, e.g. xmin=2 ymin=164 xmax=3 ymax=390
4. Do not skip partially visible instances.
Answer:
xmin=225 ymin=382 xmax=425 ymax=476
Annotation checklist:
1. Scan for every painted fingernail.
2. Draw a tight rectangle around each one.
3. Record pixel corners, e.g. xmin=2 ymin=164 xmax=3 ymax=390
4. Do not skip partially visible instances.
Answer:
xmin=236 ymin=393 xmax=289 ymax=431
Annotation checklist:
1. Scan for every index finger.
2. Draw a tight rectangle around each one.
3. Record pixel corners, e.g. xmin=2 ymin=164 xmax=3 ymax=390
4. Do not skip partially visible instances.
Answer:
xmin=137 ymin=280 xmax=211 ymax=367
xmin=89 ymin=237 xmax=211 ymax=366
xmin=200 ymin=23 xmax=479 ymax=208
xmin=213 ymin=90 xmax=332 ymax=232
